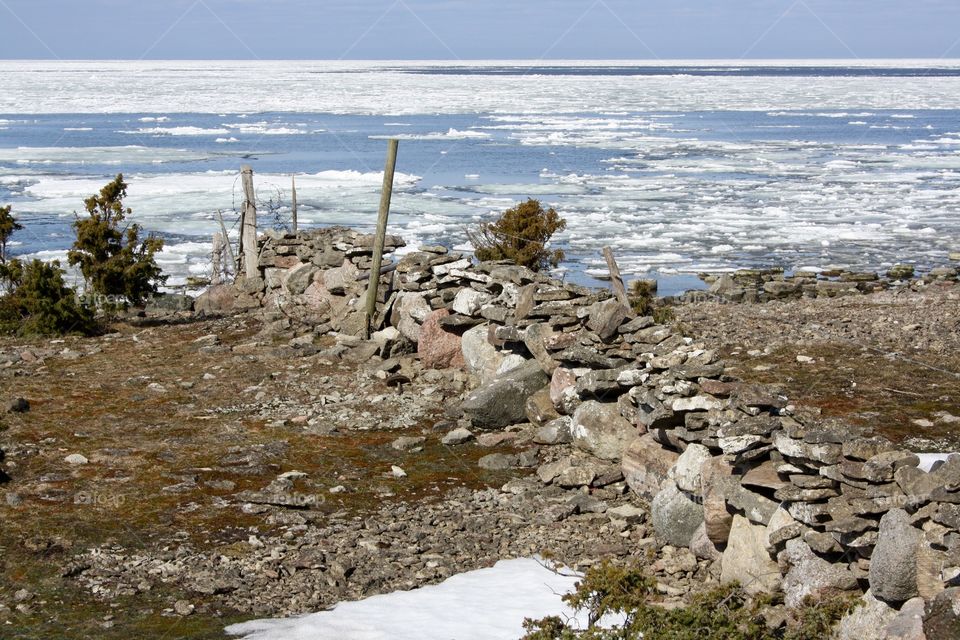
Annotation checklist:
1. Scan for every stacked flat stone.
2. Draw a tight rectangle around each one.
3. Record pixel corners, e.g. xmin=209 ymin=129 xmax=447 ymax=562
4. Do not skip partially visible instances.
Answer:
xmin=699 ymin=265 xmax=959 ymax=303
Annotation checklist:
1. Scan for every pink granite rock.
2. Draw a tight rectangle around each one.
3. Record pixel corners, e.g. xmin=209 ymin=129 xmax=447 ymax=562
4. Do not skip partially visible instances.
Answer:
xmin=418 ymin=309 xmax=465 ymax=370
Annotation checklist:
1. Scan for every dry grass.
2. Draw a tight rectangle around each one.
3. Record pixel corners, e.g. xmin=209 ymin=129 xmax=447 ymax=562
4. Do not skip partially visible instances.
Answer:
xmin=723 ymin=343 xmax=960 ymax=449
xmin=0 ymin=317 xmax=515 ymax=639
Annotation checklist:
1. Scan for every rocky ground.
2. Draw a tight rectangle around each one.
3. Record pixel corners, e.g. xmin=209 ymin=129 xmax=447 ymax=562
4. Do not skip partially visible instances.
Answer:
xmin=0 ymin=279 xmax=958 ymax=639
xmin=674 ymin=280 xmax=960 ymax=451
xmin=0 ymin=314 xmax=669 ymax=639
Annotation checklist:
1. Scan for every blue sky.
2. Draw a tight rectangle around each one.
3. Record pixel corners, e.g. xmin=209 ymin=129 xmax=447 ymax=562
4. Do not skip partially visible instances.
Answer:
xmin=1 ymin=0 xmax=958 ymax=59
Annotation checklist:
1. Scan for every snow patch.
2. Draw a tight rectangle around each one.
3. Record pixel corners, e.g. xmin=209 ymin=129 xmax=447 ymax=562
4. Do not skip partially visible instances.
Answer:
xmin=225 ymin=558 xmax=588 ymax=640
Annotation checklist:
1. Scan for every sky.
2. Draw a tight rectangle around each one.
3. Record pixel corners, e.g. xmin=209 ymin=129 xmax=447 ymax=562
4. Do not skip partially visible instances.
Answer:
xmin=0 ymin=0 xmax=958 ymax=60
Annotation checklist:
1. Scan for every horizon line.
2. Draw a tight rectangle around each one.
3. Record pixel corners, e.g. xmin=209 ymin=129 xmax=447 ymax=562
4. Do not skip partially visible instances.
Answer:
xmin=3 ymin=57 xmax=960 ymax=63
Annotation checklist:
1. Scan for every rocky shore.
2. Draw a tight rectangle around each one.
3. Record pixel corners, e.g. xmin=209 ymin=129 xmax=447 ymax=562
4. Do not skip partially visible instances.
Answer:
xmin=2 ymin=227 xmax=960 ymax=639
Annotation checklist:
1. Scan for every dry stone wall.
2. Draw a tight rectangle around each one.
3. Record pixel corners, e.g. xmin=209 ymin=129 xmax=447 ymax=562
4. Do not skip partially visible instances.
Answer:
xmin=197 ymin=227 xmax=960 ymax=634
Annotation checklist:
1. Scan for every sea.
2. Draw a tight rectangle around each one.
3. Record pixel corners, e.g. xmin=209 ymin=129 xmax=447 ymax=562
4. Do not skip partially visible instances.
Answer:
xmin=1 ymin=59 xmax=959 ymax=295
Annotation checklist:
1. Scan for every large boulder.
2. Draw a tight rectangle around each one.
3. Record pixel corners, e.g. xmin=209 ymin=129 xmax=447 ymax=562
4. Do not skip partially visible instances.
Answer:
xmin=651 ymin=482 xmax=704 ymax=547
xmin=870 ymin=509 xmax=920 ymax=603
xmin=883 ymin=597 xmax=926 ymax=640
xmin=671 ymin=444 xmax=712 ymax=494
xmin=781 ymin=538 xmax=858 ymax=608
xmin=460 ymin=362 xmax=549 ymax=430
xmin=394 ymin=292 xmax=432 ymax=343
xmin=451 ymin=289 xmax=493 ymax=317
xmin=283 ymin=262 xmax=319 ymax=295
xmin=418 ymin=309 xmax=465 ymax=370
xmin=622 ymin=435 xmax=679 ymax=500
xmin=835 ymin=590 xmax=897 ymax=640
xmin=720 ymin=515 xmax=782 ymax=596
xmin=570 ymin=400 xmax=636 ymax=461
xmin=924 ymin=587 xmax=960 ymax=640
xmin=586 ymin=298 xmax=631 ymax=341
xmin=195 ymin=284 xmax=237 ymax=315
xmin=460 ymin=324 xmax=502 ymax=383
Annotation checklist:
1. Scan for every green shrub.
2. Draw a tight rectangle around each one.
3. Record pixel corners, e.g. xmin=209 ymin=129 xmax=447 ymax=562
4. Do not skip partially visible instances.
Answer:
xmin=68 ymin=174 xmax=166 ymax=308
xmin=0 ymin=258 xmax=96 ymax=336
xmin=0 ymin=205 xmax=22 ymax=263
xmin=521 ymin=560 xmax=858 ymax=640
xmin=628 ymin=279 xmax=673 ymax=325
xmin=468 ymin=199 xmax=566 ymax=272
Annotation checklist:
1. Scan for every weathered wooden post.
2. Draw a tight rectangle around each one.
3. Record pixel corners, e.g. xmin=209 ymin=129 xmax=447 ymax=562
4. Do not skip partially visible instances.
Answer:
xmin=215 ymin=209 xmax=237 ymax=278
xmin=602 ymin=246 xmax=631 ymax=309
xmin=364 ymin=139 xmax=400 ymax=337
xmin=291 ymin=175 xmax=298 ymax=233
xmin=240 ymin=165 xmax=258 ymax=279
xmin=212 ymin=231 xmax=224 ymax=285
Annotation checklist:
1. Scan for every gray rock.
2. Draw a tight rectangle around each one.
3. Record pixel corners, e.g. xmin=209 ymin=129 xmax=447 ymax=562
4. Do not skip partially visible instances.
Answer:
xmin=394 ymin=292 xmax=431 ymax=342
xmin=883 ymin=597 xmax=926 ymax=640
xmin=537 ymin=457 xmax=574 ymax=484
xmin=283 ymin=263 xmax=319 ymax=295
xmin=671 ymin=444 xmax=712 ymax=494
xmin=460 ymin=325 xmax=502 ymax=383
xmin=570 ymin=400 xmax=636 ymax=461
xmin=534 ymin=416 xmax=573 ymax=445
xmin=651 ymin=483 xmax=704 ymax=547
xmin=607 ymin=504 xmax=646 ymax=525
xmin=525 ymin=387 xmax=560 ymax=427
xmin=173 ymin=600 xmax=195 ymax=616
xmin=633 ymin=388 xmax=680 ymax=430
xmin=441 ymin=428 xmax=475 ymax=446
xmin=556 ymin=466 xmax=596 ymax=488
xmin=586 ymin=299 xmax=631 ymax=341
xmin=870 ymin=509 xmax=920 ymax=603
xmin=554 ymin=346 xmax=625 ymax=369
xmin=671 ymin=395 xmax=722 ymax=413
xmin=451 ymin=289 xmax=493 ymax=317
xmin=835 ymin=590 xmax=897 ymax=640
xmin=8 ymin=398 xmax=29 ymax=413
xmin=478 ymin=453 xmax=518 ymax=471
xmin=622 ymin=434 xmax=679 ymax=500
xmin=924 ymin=587 xmax=960 ymax=640
xmin=391 ymin=436 xmax=425 ymax=451
xmin=773 ymin=432 xmax=842 ymax=465
xmin=781 ymin=538 xmax=858 ymax=608
xmin=523 ymin=323 xmax=558 ymax=375
xmin=720 ymin=515 xmax=782 ymax=596
xmin=460 ymin=362 xmax=549 ymax=430
xmin=689 ymin=523 xmax=722 ymax=561
xmin=64 ymin=453 xmax=89 ymax=465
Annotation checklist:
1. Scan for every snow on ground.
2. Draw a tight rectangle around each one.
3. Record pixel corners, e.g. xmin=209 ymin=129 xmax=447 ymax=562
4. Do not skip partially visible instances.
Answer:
xmin=225 ymin=558 xmax=588 ymax=640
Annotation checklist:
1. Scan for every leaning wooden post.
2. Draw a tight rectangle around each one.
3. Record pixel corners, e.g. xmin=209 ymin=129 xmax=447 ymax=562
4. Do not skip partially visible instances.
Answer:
xmin=240 ymin=165 xmax=258 ymax=279
xmin=212 ymin=231 xmax=224 ymax=285
xmin=215 ymin=209 xmax=237 ymax=278
xmin=291 ymin=175 xmax=298 ymax=233
xmin=602 ymin=246 xmax=631 ymax=308
xmin=364 ymin=139 xmax=400 ymax=337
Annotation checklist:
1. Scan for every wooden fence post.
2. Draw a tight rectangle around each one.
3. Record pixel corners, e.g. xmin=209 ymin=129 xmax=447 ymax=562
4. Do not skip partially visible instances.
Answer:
xmin=602 ymin=246 xmax=631 ymax=309
xmin=291 ymin=175 xmax=298 ymax=233
xmin=215 ymin=209 xmax=237 ymax=279
xmin=365 ymin=139 xmax=400 ymax=337
xmin=212 ymin=232 xmax=224 ymax=285
xmin=240 ymin=165 xmax=258 ymax=279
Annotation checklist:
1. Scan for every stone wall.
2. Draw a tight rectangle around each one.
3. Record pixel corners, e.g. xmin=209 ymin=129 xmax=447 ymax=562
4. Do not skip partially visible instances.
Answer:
xmin=699 ymin=264 xmax=959 ymax=303
xmin=197 ymin=227 xmax=960 ymax=634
